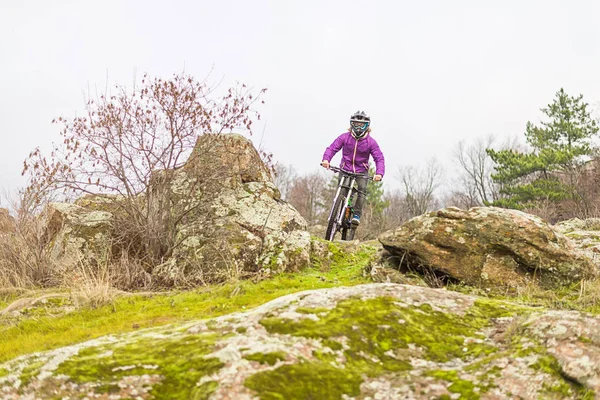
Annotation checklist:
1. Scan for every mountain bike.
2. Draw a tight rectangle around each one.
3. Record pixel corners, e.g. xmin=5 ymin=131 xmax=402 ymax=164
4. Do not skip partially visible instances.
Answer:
xmin=324 ymin=166 xmax=373 ymax=241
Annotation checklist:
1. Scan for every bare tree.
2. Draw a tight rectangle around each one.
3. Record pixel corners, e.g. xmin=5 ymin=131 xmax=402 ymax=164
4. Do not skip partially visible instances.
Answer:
xmin=22 ymin=73 xmax=266 ymax=265
xmin=273 ymin=163 xmax=297 ymax=201
xmin=453 ymin=134 xmax=499 ymax=206
xmin=397 ymin=158 xmax=443 ymax=218
xmin=287 ymin=172 xmax=326 ymax=225
xmin=382 ymin=189 xmax=411 ymax=228
xmin=442 ymin=184 xmax=480 ymax=209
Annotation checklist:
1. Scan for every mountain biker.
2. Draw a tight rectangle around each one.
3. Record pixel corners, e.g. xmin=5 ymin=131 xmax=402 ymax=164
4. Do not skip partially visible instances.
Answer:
xmin=320 ymin=110 xmax=385 ymax=225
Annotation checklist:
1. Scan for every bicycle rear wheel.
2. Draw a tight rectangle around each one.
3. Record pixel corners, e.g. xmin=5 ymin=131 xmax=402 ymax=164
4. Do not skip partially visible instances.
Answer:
xmin=325 ymin=188 xmax=348 ymax=241
xmin=341 ymin=224 xmax=355 ymax=240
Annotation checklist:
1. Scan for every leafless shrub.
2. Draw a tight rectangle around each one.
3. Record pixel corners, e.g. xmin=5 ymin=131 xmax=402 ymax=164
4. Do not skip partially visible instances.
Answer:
xmin=561 ymin=158 xmax=600 ymax=220
xmin=105 ymin=253 xmax=152 ymax=291
xmin=273 ymin=163 xmax=297 ymax=201
xmin=522 ymin=198 xmax=559 ymax=223
xmin=453 ymin=135 xmax=499 ymax=206
xmin=397 ymin=158 xmax=444 ymax=218
xmin=22 ymin=73 xmax=266 ymax=275
xmin=287 ymin=172 xmax=327 ymax=225
xmin=0 ymin=189 xmax=57 ymax=288
xmin=449 ymin=134 xmax=525 ymax=210
xmin=382 ymin=190 xmax=411 ymax=228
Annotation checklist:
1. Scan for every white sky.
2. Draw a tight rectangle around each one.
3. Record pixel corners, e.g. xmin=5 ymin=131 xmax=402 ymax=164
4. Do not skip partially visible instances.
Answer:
xmin=2 ymin=0 xmax=600 ymax=195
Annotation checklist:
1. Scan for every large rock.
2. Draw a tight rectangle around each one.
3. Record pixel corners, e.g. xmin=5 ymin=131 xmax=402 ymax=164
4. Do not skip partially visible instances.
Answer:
xmin=150 ymin=134 xmax=309 ymax=286
xmin=2 ymin=283 xmax=600 ymax=399
xmin=41 ymin=134 xmax=310 ymax=286
xmin=554 ymin=218 xmax=600 ymax=264
xmin=379 ymin=207 xmax=597 ymax=289
xmin=41 ymin=202 xmax=113 ymax=264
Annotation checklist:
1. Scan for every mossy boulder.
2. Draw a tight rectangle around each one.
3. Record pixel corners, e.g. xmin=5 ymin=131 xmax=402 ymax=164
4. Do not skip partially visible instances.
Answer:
xmin=379 ymin=207 xmax=597 ymax=290
xmin=41 ymin=202 xmax=113 ymax=267
xmin=39 ymin=134 xmax=311 ymax=286
xmin=2 ymin=283 xmax=599 ymax=399
xmin=151 ymin=134 xmax=309 ymax=286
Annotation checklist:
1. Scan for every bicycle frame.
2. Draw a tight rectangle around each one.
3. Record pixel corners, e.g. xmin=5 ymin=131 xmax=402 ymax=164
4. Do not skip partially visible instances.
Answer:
xmin=327 ymin=173 xmax=356 ymax=224
xmin=325 ymin=166 xmax=373 ymax=241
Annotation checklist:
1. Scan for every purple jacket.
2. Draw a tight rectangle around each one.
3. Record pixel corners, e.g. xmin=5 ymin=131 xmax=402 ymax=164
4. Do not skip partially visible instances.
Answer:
xmin=322 ymin=132 xmax=385 ymax=176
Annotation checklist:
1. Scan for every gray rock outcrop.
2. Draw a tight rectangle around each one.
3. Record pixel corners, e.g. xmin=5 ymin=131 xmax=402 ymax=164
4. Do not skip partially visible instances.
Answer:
xmin=379 ymin=207 xmax=597 ymax=290
xmin=40 ymin=134 xmax=311 ymax=286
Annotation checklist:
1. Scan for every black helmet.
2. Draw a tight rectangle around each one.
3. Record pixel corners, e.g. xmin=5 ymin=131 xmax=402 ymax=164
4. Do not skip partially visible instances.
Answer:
xmin=350 ymin=110 xmax=370 ymax=139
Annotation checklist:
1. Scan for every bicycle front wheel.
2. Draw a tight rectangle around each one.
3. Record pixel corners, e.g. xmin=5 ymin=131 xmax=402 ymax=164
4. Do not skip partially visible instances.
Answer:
xmin=325 ymin=189 xmax=348 ymax=241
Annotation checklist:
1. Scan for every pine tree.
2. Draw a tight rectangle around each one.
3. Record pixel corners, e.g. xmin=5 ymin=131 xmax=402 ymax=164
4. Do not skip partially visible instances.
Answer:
xmin=487 ymin=88 xmax=598 ymax=209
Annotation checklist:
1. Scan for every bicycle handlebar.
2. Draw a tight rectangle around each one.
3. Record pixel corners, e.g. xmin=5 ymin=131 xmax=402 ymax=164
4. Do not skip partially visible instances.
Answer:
xmin=326 ymin=165 xmax=375 ymax=181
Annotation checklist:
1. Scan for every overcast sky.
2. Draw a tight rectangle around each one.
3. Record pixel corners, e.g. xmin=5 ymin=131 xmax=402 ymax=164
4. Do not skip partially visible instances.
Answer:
xmin=2 ymin=0 xmax=600 ymax=195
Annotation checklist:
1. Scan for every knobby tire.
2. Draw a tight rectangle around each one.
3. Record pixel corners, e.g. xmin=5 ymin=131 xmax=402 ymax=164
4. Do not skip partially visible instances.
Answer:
xmin=342 ymin=225 xmax=355 ymax=241
xmin=325 ymin=188 xmax=348 ymax=241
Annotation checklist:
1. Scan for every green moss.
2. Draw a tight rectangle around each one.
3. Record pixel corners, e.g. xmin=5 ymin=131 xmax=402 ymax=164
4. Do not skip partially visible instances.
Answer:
xmin=247 ymin=297 xmax=526 ymax=398
xmin=471 ymin=298 xmax=531 ymax=319
xmin=530 ymin=352 xmax=563 ymax=375
xmin=245 ymin=360 xmax=361 ymax=400
xmin=295 ymin=307 xmax=331 ymax=314
xmin=19 ymin=359 xmax=45 ymax=388
xmin=327 ymin=242 xmax=347 ymax=265
xmin=327 ymin=243 xmax=377 ymax=269
xmin=205 ymin=320 xmax=218 ymax=330
xmin=0 ymin=367 xmax=8 ymax=378
xmin=0 ymin=290 xmax=24 ymax=310
xmin=244 ymin=351 xmax=287 ymax=365
xmin=579 ymin=336 xmax=593 ymax=344
xmin=192 ymin=381 xmax=220 ymax=399
xmin=426 ymin=370 xmax=479 ymax=399
xmin=19 ymin=296 xmax=73 ymax=318
xmin=322 ymin=339 xmax=343 ymax=351
xmin=505 ymin=338 xmax=593 ymax=398
xmin=55 ymin=334 xmax=223 ymax=399
xmin=235 ymin=326 xmax=248 ymax=334
xmin=94 ymin=382 xmax=120 ymax=394
xmin=566 ymin=233 xmax=584 ymax=239
xmin=261 ymin=297 xmax=503 ymax=367
xmin=0 ymin=243 xmax=375 ymax=363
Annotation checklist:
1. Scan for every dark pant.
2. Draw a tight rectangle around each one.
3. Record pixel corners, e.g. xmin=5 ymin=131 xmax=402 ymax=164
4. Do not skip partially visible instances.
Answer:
xmin=338 ymin=173 xmax=368 ymax=217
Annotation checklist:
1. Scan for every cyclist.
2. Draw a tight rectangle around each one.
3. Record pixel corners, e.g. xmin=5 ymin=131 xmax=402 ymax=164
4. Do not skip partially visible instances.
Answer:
xmin=320 ymin=110 xmax=385 ymax=225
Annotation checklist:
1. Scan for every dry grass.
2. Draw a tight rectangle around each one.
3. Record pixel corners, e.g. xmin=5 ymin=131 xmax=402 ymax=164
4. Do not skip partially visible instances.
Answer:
xmin=575 ymin=278 xmax=600 ymax=309
xmin=0 ymin=204 xmax=57 ymax=288
xmin=66 ymin=258 xmax=115 ymax=309
xmin=64 ymin=251 xmax=154 ymax=308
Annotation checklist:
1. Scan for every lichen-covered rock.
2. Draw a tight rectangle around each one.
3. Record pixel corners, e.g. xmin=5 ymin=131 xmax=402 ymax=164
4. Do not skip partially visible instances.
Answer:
xmin=555 ymin=218 xmax=600 ymax=233
xmin=151 ymin=134 xmax=309 ymax=286
xmin=184 ymin=133 xmax=273 ymax=189
xmin=2 ymin=283 xmax=598 ymax=399
xmin=554 ymin=218 xmax=600 ymax=265
xmin=379 ymin=207 xmax=597 ymax=290
xmin=41 ymin=202 xmax=113 ymax=265
xmin=39 ymin=134 xmax=311 ymax=286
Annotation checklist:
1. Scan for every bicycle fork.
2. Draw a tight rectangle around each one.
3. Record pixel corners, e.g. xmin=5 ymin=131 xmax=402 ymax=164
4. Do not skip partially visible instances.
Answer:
xmin=327 ymin=184 xmax=343 ymax=223
xmin=335 ymin=176 xmax=355 ymax=227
